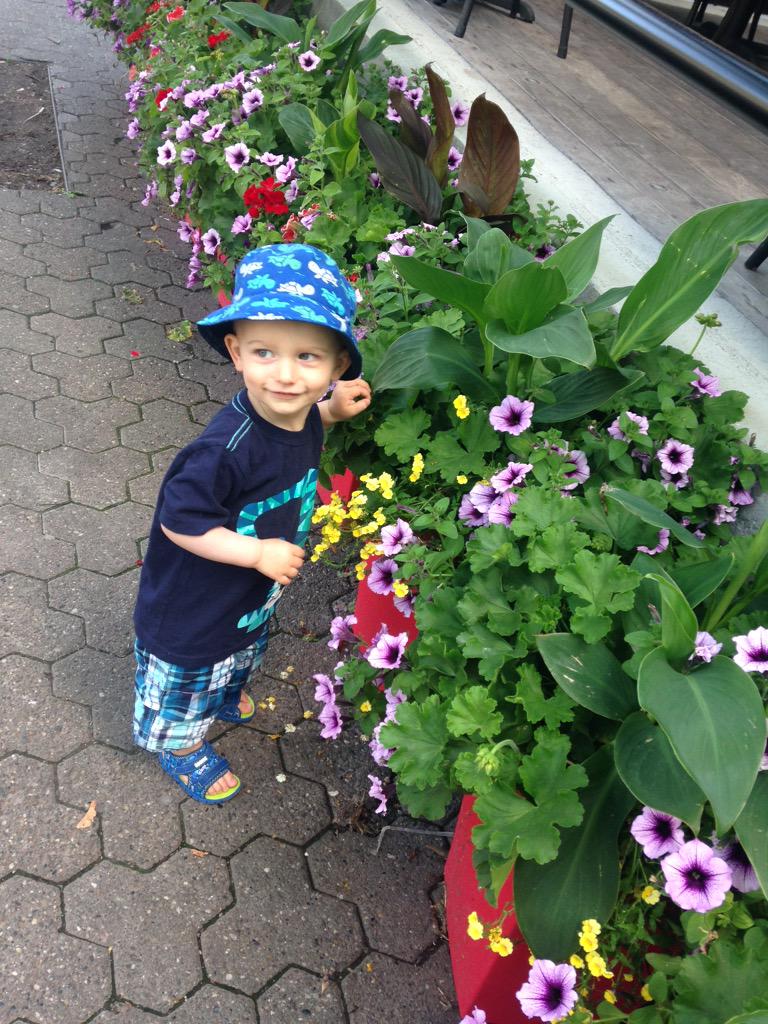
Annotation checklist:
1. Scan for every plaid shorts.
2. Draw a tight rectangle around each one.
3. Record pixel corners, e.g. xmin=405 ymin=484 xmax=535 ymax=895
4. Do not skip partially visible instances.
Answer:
xmin=133 ymin=629 xmax=268 ymax=752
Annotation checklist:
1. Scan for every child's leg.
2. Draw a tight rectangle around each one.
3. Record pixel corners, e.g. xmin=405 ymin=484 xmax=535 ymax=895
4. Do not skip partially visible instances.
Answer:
xmin=218 ymin=627 xmax=269 ymax=718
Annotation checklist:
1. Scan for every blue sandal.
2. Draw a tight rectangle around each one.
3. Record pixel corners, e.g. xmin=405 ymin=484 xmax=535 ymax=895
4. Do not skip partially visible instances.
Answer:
xmin=158 ymin=741 xmax=241 ymax=804
xmin=216 ymin=691 xmax=256 ymax=724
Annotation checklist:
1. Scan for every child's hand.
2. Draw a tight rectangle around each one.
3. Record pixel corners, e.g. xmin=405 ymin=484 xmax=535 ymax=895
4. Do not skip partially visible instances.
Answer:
xmin=252 ymin=538 xmax=305 ymax=585
xmin=325 ymin=378 xmax=372 ymax=424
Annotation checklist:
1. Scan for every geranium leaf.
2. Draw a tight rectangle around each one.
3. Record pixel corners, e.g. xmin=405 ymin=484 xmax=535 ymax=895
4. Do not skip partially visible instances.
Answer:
xmin=545 ymin=216 xmax=615 ymax=301
xmin=614 ymin=711 xmax=705 ymax=829
xmin=511 ymin=664 xmax=575 ymax=730
xmin=357 ymin=115 xmax=443 ymax=223
xmin=427 ymin=432 xmax=490 ymax=482
xmin=556 ymin=550 xmax=641 ymax=623
xmin=373 ymin=408 xmax=431 ymax=460
xmin=446 ymin=686 xmax=503 ymax=739
xmin=379 ymin=695 xmax=448 ymax=788
xmin=458 ymin=94 xmax=520 ymax=216
xmin=395 ymin=778 xmax=452 ymax=820
xmin=536 ymin=632 xmax=638 ymax=721
xmin=372 ymin=326 xmax=495 ymax=400
xmin=735 ymin=773 xmax=768 ymax=899
xmin=638 ymin=649 xmax=765 ymax=831
xmin=466 ymin=524 xmax=524 ymax=572
xmin=672 ymin=932 xmax=768 ymax=1024
xmin=486 ymin=306 xmax=596 ymax=367
xmin=527 ymin=522 xmax=590 ymax=573
xmin=532 ymin=367 xmax=644 ymax=424
xmin=456 ymin=624 xmax=517 ymax=682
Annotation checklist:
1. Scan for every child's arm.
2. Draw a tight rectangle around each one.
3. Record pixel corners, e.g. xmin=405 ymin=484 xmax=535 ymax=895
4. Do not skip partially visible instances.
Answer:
xmin=160 ymin=525 xmax=304 ymax=586
xmin=319 ymin=377 xmax=371 ymax=428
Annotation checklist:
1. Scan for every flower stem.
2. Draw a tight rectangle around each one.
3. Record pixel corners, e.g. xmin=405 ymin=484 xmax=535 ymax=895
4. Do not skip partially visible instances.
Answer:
xmin=705 ymin=519 xmax=768 ymax=631
xmin=481 ymin=324 xmax=494 ymax=379
xmin=689 ymin=326 xmax=706 ymax=356
xmin=506 ymin=353 xmax=520 ymax=394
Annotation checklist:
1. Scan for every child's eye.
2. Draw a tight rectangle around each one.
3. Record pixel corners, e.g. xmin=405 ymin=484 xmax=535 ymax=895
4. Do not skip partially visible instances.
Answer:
xmin=298 ymin=352 xmax=320 ymax=362
xmin=255 ymin=348 xmax=272 ymax=358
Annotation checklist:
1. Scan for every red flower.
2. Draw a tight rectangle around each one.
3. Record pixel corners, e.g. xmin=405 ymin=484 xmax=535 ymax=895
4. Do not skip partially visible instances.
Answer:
xmin=125 ymin=23 xmax=150 ymax=44
xmin=166 ymin=5 xmax=185 ymax=22
xmin=347 ymin=273 xmax=359 ymax=283
xmin=207 ymin=30 xmax=230 ymax=48
xmin=145 ymin=0 xmax=163 ymax=12
xmin=281 ymin=217 xmax=300 ymax=242
xmin=244 ymin=177 xmax=290 ymax=218
xmin=149 ymin=46 xmax=162 ymax=58
xmin=154 ymin=87 xmax=172 ymax=109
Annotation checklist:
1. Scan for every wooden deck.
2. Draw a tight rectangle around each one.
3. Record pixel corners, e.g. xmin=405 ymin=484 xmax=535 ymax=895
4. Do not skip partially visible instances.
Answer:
xmin=405 ymin=0 xmax=768 ymax=331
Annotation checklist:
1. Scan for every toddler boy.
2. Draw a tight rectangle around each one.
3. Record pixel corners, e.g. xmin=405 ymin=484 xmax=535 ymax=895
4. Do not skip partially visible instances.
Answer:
xmin=132 ymin=243 xmax=370 ymax=803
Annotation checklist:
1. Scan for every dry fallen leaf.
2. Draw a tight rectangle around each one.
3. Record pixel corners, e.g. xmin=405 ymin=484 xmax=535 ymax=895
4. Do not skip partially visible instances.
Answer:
xmin=75 ymin=801 xmax=97 ymax=830
xmin=189 ymin=848 xmax=209 ymax=858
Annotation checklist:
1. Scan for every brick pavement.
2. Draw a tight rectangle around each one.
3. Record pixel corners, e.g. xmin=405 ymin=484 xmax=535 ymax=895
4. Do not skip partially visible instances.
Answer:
xmin=0 ymin=4 xmax=457 ymax=1021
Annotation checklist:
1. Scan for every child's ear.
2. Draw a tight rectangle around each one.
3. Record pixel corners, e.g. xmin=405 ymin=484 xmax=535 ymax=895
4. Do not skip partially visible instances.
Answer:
xmin=333 ymin=350 xmax=351 ymax=380
xmin=224 ymin=332 xmax=242 ymax=369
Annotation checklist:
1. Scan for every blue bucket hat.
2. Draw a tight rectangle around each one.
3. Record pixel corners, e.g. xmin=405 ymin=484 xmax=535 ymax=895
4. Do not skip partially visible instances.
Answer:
xmin=196 ymin=243 xmax=361 ymax=380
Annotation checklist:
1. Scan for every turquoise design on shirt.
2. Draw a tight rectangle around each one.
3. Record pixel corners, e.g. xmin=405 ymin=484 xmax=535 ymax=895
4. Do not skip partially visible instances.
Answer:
xmin=235 ymin=466 xmax=318 ymax=633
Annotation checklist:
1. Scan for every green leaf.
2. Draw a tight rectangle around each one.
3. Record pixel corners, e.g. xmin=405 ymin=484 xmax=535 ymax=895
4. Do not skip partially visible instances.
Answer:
xmin=395 ymin=778 xmax=452 ymax=820
xmin=514 ymin=745 xmax=635 ymax=959
xmin=461 ymin=214 xmax=493 ymax=251
xmin=612 ymin=199 xmax=768 ymax=359
xmin=223 ymin=1 xmax=301 ymax=41
xmin=458 ymin=568 xmax=522 ymax=636
xmin=735 ymin=773 xmax=768 ymax=899
xmin=511 ymin=664 xmax=575 ymax=730
xmin=546 ymin=216 xmax=615 ymax=301
xmin=557 ymin=550 xmax=641 ymax=618
xmin=484 ymin=262 xmax=567 ymax=333
xmin=647 ymin=573 xmax=697 ymax=665
xmin=532 ymin=367 xmax=644 ymax=424
xmin=527 ymin=522 xmax=590 ymax=573
xmin=446 ymin=686 xmax=503 ymax=739
xmin=672 ymin=553 xmax=734 ymax=608
xmin=580 ymin=285 xmax=633 ymax=315
xmin=428 ymin=431 xmax=491 ymax=483
xmin=725 ymin=1014 xmax=768 ymax=1024
xmin=380 ymin=695 xmax=449 ymax=788
xmin=357 ymin=115 xmax=443 ymax=223
xmin=614 ymin=711 xmax=705 ymax=829
xmin=389 ymin=255 xmax=489 ymax=324
xmin=486 ymin=306 xmax=596 ymax=367
xmin=373 ymin=408 xmax=431 ymax=460
xmin=324 ymin=0 xmax=375 ymax=47
xmin=372 ymin=326 xmax=494 ymax=399
xmin=458 ymin=94 xmax=520 ymax=216
xmin=604 ymin=486 xmax=704 ymax=548
xmin=463 ymin=229 xmax=533 ymax=285
xmin=466 ymin=524 xmax=523 ymax=572
xmin=638 ymin=649 xmax=765 ymax=831
xmin=672 ymin=932 xmax=768 ymax=1024
xmin=277 ymin=103 xmax=315 ymax=155
xmin=353 ymin=28 xmax=411 ymax=66
xmin=210 ymin=12 xmax=254 ymax=43
xmin=456 ymin=624 xmax=517 ymax=682
xmin=510 ymin=488 xmax=573 ymax=538
xmin=537 ymin=632 xmax=638 ymax=721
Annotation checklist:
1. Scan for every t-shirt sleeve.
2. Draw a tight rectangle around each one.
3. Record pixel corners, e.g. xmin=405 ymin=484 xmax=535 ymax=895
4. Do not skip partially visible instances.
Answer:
xmin=158 ymin=446 xmax=240 ymax=536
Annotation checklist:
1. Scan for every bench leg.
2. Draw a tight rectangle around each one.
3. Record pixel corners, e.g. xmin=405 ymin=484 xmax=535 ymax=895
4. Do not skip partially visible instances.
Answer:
xmin=454 ymin=0 xmax=476 ymax=36
xmin=558 ymin=3 xmax=574 ymax=57
xmin=745 ymin=236 xmax=768 ymax=271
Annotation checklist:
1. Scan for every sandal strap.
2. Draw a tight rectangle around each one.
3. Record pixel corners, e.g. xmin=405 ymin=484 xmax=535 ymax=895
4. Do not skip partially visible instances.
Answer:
xmin=159 ymin=742 xmax=232 ymax=800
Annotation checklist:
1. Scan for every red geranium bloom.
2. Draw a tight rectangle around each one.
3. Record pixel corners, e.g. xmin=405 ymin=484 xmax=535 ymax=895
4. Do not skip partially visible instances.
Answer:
xmin=347 ymin=272 xmax=359 ymax=283
xmin=208 ymin=30 xmax=230 ymax=47
xmin=125 ymin=23 xmax=150 ymax=45
xmin=145 ymin=0 xmax=163 ymax=12
xmin=155 ymin=87 xmax=172 ymax=109
xmin=166 ymin=5 xmax=185 ymax=22
xmin=244 ymin=177 xmax=290 ymax=218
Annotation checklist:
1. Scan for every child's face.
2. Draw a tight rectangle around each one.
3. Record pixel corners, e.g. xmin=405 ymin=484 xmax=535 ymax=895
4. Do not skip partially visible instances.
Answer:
xmin=224 ymin=319 xmax=350 ymax=431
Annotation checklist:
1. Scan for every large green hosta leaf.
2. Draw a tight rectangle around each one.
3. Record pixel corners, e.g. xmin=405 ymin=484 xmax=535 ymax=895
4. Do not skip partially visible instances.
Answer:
xmin=372 ymin=326 xmax=494 ymax=399
xmin=638 ymin=649 xmax=765 ymax=831
xmin=611 ymin=199 xmax=768 ymax=359
xmin=514 ymin=745 xmax=635 ymax=959
xmin=532 ymin=367 xmax=644 ymax=424
xmin=223 ymin=2 xmax=301 ymax=41
xmin=604 ymin=486 xmax=703 ymax=548
xmin=536 ymin=632 xmax=638 ymax=721
xmin=484 ymin=262 xmax=567 ymax=332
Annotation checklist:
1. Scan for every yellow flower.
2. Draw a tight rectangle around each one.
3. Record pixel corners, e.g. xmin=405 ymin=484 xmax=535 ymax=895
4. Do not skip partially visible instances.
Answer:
xmin=604 ymin=991 xmax=616 ymax=1005
xmin=409 ymin=452 xmax=425 ymax=483
xmin=640 ymin=984 xmax=652 ymax=1002
xmin=641 ymin=885 xmax=660 ymax=905
xmin=569 ymin=954 xmax=584 ymax=969
xmin=373 ymin=509 xmax=387 ymax=526
xmin=490 ymin=937 xmax=514 ymax=958
xmin=466 ymin=912 xmax=484 ymax=941
xmin=361 ymin=473 xmax=380 ymax=492
xmin=453 ymin=394 xmax=470 ymax=419
xmin=528 ymin=955 xmax=536 ymax=967
xmin=581 ymin=919 xmax=601 ymax=936
xmin=579 ymin=933 xmax=598 ymax=953
xmin=585 ymin=952 xmax=613 ymax=979
xmin=624 ymin=974 xmax=634 ymax=983
xmin=456 ymin=474 xmax=468 ymax=484
xmin=303 ymin=710 xmax=314 ymax=719
xmin=393 ymin=580 xmax=409 ymax=598
xmin=360 ymin=701 xmax=372 ymax=713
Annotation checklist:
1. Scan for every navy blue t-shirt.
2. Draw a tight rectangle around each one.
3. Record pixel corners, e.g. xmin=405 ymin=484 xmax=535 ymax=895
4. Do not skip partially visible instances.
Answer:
xmin=134 ymin=389 xmax=323 ymax=667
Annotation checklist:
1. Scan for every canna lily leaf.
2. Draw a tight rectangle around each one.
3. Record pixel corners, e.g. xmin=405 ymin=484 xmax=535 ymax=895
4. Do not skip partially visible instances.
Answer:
xmin=211 ymin=12 xmax=255 ymax=43
xmin=604 ymin=486 xmax=703 ymax=548
xmin=533 ymin=367 xmax=644 ymax=424
xmin=580 ymin=285 xmax=633 ymax=315
xmin=671 ymin=553 xmax=734 ymax=608
xmin=486 ymin=306 xmax=596 ymax=367
xmin=389 ymin=255 xmax=489 ymax=323
xmin=372 ymin=326 xmax=495 ymax=400
xmin=425 ymin=64 xmax=455 ymax=187
xmin=324 ymin=0 xmax=376 ymax=47
xmin=353 ymin=28 xmax=412 ymax=67
xmin=461 ymin=213 xmax=493 ymax=251
xmin=536 ymin=632 xmax=638 ymax=721
xmin=463 ymin=229 xmax=533 ymax=285
xmin=484 ymin=261 xmax=567 ymax=333
xmin=545 ymin=216 xmax=615 ymax=302
xmin=734 ymin=772 xmax=768 ymax=899
xmin=223 ymin=2 xmax=301 ymax=41
xmin=357 ymin=115 xmax=443 ymax=223
xmin=458 ymin=94 xmax=520 ymax=216
xmin=276 ymin=103 xmax=315 ymax=155
xmin=646 ymin=573 xmax=697 ymax=666
xmin=389 ymin=88 xmax=431 ymax=160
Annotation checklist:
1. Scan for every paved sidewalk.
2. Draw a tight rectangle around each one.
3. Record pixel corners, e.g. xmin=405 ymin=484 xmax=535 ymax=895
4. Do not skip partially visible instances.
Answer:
xmin=0 ymin=5 xmax=456 ymax=1022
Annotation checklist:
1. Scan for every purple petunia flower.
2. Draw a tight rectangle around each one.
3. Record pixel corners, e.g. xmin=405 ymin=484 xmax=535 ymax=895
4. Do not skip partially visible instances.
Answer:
xmin=534 ymin=243 xmax=557 ymax=262
xmin=690 ymin=631 xmax=723 ymax=663
xmin=368 ymin=774 xmax=388 ymax=815
xmin=318 ymin=700 xmax=343 ymax=739
xmin=458 ymin=494 xmax=489 ymax=527
xmin=691 ymin=367 xmax=722 ymax=398
xmin=126 ymin=118 xmax=140 ymax=139
xmin=516 ymin=960 xmax=578 ymax=1023
xmin=557 ymin=448 xmax=590 ymax=490
xmin=388 ymin=74 xmax=408 ymax=92
xmin=380 ymin=519 xmax=415 ymax=557
xmin=189 ymin=108 xmax=209 ymax=129
xmin=487 ymin=491 xmax=519 ymax=527
xmin=489 ymin=395 xmax=535 ymax=436
xmin=729 ymin=477 xmax=754 ymax=506
xmin=490 ymin=461 xmax=533 ymax=493
xmin=182 ymin=89 xmax=206 ymax=109
xmin=141 ymin=180 xmax=158 ymax=207
xmin=460 ymin=1009 xmax=487 ymax=1024
xmin=313 ymin=672 xmax=340 ymax=705
xmin=177 ymin=219 xmax=194 ymax=244
xmin=733 ymin=626 xmax=768 ymax=674
xmin=607 ymin=410 xmax=650 ymax=441
xmin=275 ymin=156 xmax=297 ymax=183
xmin=201 ymin=228 xmax=221 ymax=256
xmin=180 ymin=147 xmax=198 ymax=165
xmin=156 ymin=141 xmax=176 ymax=166
xmin=657 ymin=438 xmax=695 ymax=476
xmin=285 ymin=179 xmax=299 ymax=203
xmin=175 ymin=119 xmax=194 ymax=141
xmin=452 ymin=99 xmax=470 ymax=125
xmin=447 ymin=146 xmax=463 ymax=171
xmin=468 ymin=483 xmax=497 ymax=514
xmin=631 ymin=448 xmax=652 ymax=473
xmin=394 ymin=591 xmax=415 ymax=618
xmin=328 ymin=613 xmax=358 ymax=650
xmin=405 ymin=86 xmax=423 ymax=108
xmin=630 ymin=807 xmax=685 ymax=859
xmin=384 ymin=687 xmax=407 ymax=721
xmin=259 ymin=151 xmax=284 ymax=167
xmin=224 ymin=142 xmax=250 ymax=172
xmin=201 ymin=121 xmax=226 ymax=143
xmin=720 ymin=840 xmax=760 ymax=893
xmin=367 ymin=632 xmax=409 ymax=671
xmin=662 ymin=839 xmax=732 ymax=912
xmin=369 ymin=171 xmax=382 ymax=188
xmin=388 ymin=240 xmax=416 ymax=257
xmin=231 ymin=213 xmax=252 ymax=236
xmin=298 ymin=49 xmax=321 ymax=71
xmin=241 ymin=87 xmax=264 ymax=115
xmin=369 ymin=721 xmax=394 ymax=766
xmin=385 ymin=103 xmax=402 ymax=123
xmin=713 ymin=503 xmax=738 ymax=525
xmin=367 ymin=558 xmax=398 ymax=596
xmin=637 ymin=528 xmax=670 ymax=556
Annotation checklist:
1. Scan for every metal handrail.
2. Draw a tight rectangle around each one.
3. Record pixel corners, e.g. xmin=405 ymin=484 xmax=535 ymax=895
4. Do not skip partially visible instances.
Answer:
xmin=560 ymin=0 xmax=768 ymax=123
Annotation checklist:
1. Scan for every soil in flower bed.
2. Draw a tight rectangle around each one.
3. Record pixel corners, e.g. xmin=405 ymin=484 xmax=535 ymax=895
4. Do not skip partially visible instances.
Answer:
xmin=0 ymin=58 xmax=63 ymax=190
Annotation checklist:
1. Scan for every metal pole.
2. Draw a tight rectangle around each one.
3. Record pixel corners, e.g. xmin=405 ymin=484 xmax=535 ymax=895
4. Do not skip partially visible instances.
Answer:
xmin=558 ymin=3 xmax=575 ymax=57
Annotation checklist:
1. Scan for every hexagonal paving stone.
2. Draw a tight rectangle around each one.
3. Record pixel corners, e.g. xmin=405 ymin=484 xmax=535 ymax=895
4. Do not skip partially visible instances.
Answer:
xmin=0 ymin=394 xmax=62 ymax=452
xmin=38 ymin=193 xmax=95 ymax=218
xmin=0 ymin=447 xmax=69 ymax=511
xmin=58 ymin=744 xmax=185 ymax=869
xmin=0 ymin=754 xmax=100 ymax=882
xmin=127 ymin=448 xmax=176 ymax=507
xmin=178 ymin=358 xmax=240 ymax=405
xmin=83 ymin=220 xmax=145 ymax=254
xmin=182 ymin=728 xmax=329 ymax=857
xmin=0 ymin=654 xmax=91 ymax=761
xmin=35 ymin=394 xmax=140 ymax=452
xmin=38 ymin=445 xmax=150 ymax=509
xmin=112 ymin=357 xmax=208 ymax=406
xmin=91 ymin=987 xmax=258 ymax=1023
xmin=190 ymin=400 xmax=225 ymax=426
xmin=0 ymin=208 xmax=43 ymax=244
xmin=31 ymin=350 xmax=132 ymax=400
xmin=21 ymin=212 xmax=94 ymax=249
xmin=120 ymin=398 xmax=200 ymax=452
xmin=65 ymin=852 xmax=231 ymax=1013
xmin=274 ymin=559 xmax=352 ymax=638
xmin=30 ymin=312 xmax=122 ymax=357
xmin=0 ymin=349 xmax=57 ymax=401
xmin=25 ymin=241 xmax=109 ymax=282
xmin=281 ymin=721 xmax=374 ymax=827
xmin=0 ymin=309 xmax=54 ymax=355
xmin=202 ymin=836 xmax=364 ymax=993
xmin=27 ymin=275 xmax=113 ymax=318
xmin=1 ymin=273 xmax=51 ymax=315
xmin=342 ymin=947 xmax=456 ymax=1024
xmin=257 ymin=967 xmax=346 ymax=1023
xmin=52 ymin=646 xmax=134 ymax=750
xmin=95 ymin=287 xmax=180 ymax=325
xmin=92 ymin=251 xmax=172 ymax=288
xmin=0 ymin=577 xmax=83 ymax=662
xmin=0 ymin=191 xmax=41 ymax=216
xmin=0 ymin=505 xmax=76 ymax=579
xmin=79 ymin=198 xmax=155 ymax=230
xmin=259 ymin=632 xmax=347 ymax=714
xmin=0 ymin=240 xmax=45 ymax=279
xmin=0 ymin=875 xmax=112 ymax=1024
xmin=48 ymin=568 xmax=138 ymax=655
xmin=239 ymin=666 xmax=303 ymax=734
xmin=43 ymin=501 xmax=151 ymax=574
xmin=105 ymin=319 xmax=194 ymax=363
xmin=155 ymin=285 xmax=213 ymax=324
xmin=308 ymin=828 xmax=444 ymax=962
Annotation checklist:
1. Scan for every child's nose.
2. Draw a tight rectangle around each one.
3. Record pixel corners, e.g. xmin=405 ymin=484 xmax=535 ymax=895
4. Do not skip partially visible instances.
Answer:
xmin=275 ymin=357 xmax=295 ymax=382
